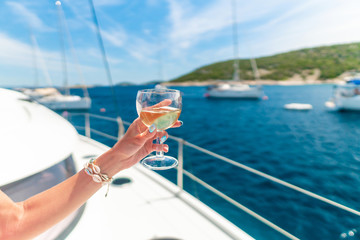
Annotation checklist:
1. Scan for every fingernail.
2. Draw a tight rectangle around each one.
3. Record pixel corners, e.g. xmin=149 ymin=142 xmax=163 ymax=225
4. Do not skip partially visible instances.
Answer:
xmin=179 ymin=120 xmax=183 ymax=126
xmin=164 ymin=145 xmax=169 ymax=152
xmin=160 ymin=135 xmax=167 ymax=144
xmin=149 ymin=124 xmax=156 ymax=133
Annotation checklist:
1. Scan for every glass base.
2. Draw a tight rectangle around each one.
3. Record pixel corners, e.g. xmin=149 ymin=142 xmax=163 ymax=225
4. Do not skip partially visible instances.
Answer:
xmin=141 ymin=155 xmax=178 ymax=170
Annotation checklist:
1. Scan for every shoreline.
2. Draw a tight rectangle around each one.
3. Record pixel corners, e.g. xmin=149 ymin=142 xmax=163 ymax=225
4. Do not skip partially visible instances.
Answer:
xmin=162 ymin=78 xmax=343 ymax=87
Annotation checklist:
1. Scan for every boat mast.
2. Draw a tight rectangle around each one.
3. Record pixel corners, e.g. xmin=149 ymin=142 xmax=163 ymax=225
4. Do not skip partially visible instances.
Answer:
xmin=29 ymin=30 xmax=39 ymax=88
xmin=250 ymin=58 xmax=260 ymax=81
xmin=56 ymin=1 xmax=89 ymax=98
xmin=88 ymin=0 xmax=124 ymax=136
xmin=158 ymin=37 xmax=165 ymax=82
xmin=232 ymin=0 xmax=240 ymax=82
xmin=27 ymin=20 xmax=54 ymax=87
xmin=56 ymin=1 xmax=70 ymax=96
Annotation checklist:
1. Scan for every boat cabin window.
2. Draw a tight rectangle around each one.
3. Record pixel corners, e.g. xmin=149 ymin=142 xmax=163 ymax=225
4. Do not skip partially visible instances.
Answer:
xmin=0 ymin=155 xmax=76 ymax=201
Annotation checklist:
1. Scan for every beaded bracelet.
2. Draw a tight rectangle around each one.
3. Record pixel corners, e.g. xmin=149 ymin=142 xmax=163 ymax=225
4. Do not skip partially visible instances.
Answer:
xmin=84 ymin=158 xmax=113 ymax=197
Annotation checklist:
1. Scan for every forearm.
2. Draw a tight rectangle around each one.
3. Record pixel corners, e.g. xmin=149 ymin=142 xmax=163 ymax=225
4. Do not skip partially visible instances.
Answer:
xmin=2 ymin=150 xmax=119 ymax=240
xmin=0 ymin=170 xmax=99 ymax=240
xmin=18 ymin=171 xmax=100 ymax=239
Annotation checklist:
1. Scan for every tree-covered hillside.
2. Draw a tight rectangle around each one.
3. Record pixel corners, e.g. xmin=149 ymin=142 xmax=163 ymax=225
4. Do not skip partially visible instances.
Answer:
xmin=170 ymin=42 xmax=360 ymax=82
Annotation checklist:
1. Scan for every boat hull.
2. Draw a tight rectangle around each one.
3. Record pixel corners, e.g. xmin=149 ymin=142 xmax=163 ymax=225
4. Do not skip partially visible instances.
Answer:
xmin=335 ymin=96 xmax=360 ymax=111
xmin=206 ymin=87 xmax=263 ymax=99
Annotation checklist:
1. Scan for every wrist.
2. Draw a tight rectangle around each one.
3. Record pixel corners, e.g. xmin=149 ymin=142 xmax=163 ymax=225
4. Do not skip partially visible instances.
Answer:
xmin=84 ymin=158 xmax=113 ymax=197
xmin=93 ymin=149 xmax=125 ymax=178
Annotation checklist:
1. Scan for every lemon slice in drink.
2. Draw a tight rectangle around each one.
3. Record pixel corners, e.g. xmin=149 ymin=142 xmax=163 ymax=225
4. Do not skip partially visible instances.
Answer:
xmin=154 ymin=108 xmax=181 ymax=130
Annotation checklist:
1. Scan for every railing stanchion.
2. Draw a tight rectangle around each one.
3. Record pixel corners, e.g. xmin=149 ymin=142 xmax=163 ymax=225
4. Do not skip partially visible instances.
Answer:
xmin=177 ymin=139 xmax=184 ymax=191
xmin=85 ymin=113 xmax=91 ymax=138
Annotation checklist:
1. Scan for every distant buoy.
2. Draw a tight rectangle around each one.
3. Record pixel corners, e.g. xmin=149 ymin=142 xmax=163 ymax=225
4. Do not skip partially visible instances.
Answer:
xmin=262 ymin=95 xmax=269 ymax=100
xmin=100 ymin=108 xmax=106 ymax=112
xmin=204 ymin=93 xmax=209 ymax=98
xmin=284 ymin=103 xmax=313 ymax=110
xmin=62 ymin=111 xmax=68 ymax=117
xmin=55 ymin=1 xmax=61 ymax=6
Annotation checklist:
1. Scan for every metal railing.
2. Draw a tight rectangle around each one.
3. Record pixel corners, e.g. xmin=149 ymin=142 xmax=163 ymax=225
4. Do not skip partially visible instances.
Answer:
xmin=68 ymin=112 xmax=360 ymax=240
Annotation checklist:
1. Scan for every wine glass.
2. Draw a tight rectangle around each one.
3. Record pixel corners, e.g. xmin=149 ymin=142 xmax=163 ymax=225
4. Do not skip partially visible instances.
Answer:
xmin=136 ymin=89 xmax=182 ymax=170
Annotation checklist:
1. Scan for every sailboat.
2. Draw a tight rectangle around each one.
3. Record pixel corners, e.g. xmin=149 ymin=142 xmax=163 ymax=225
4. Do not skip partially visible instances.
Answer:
xmin=35 ymin=1 xmax=91 ymax=111
xmin=206 ymin=0 xmax=263 ymax=99
xmin=206 ymin=59 xmax=263 ymax=99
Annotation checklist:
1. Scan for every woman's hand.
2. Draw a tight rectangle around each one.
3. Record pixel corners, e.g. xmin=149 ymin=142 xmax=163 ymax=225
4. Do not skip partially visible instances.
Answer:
xmin=97 ymin=118 xmax=182 ymax=175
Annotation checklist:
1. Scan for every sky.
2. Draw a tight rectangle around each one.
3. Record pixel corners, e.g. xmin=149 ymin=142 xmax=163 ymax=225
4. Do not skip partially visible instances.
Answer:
xmin=1 ymin=0 xmax=360 ymax=87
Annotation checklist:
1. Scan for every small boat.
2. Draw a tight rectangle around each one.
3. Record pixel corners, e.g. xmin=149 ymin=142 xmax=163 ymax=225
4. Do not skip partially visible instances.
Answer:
xmin=325 ymin=77 xmax=360 ymax=111
xmin=284 ymin=103 xmax=313 ymax=110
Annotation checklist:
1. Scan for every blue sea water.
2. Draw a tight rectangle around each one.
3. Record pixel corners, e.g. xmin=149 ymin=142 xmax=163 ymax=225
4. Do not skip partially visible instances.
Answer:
xmin=69 ymin=85 xmax=360 ymax=240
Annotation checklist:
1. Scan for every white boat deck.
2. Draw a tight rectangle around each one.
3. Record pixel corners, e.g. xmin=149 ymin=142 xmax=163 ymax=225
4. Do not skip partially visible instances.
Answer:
xmin=68 ymin=135 xmax=253 ymax=240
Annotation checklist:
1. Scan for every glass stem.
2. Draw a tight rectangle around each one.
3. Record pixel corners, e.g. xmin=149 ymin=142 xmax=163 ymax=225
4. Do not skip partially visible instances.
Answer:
xmin=156 ymin=130 xmax=165 ymax=159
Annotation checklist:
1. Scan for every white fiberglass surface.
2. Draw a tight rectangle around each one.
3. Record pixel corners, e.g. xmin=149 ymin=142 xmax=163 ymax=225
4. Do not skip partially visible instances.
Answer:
xmin=0 ymin=88 xmax=78 ymax=185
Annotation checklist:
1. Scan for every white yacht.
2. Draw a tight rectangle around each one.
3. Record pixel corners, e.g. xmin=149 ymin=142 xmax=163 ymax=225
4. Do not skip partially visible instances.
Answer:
xmin=206 ymin=83 xmax=263 ymax=99
xmin=325 ymin=78 xmax=360 ymax=111
xmin=0 ymin=87 xmax=252 ymax=240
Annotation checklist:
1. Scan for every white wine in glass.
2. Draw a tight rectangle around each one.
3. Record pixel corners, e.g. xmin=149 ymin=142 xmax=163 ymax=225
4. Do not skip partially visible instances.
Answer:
xmin=136 ymin=89 xmax=182 ymax=170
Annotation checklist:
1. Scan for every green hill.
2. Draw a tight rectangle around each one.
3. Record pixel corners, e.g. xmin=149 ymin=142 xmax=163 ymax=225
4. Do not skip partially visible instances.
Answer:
xmin=170 ymin=42 xmax=360 ymax=82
